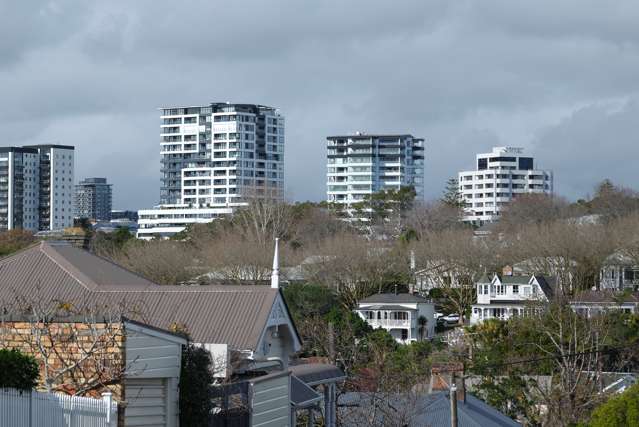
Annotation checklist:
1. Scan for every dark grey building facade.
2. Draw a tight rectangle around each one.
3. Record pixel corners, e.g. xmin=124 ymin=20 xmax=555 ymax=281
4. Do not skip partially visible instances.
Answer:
xmin=74 ymin=177 xmax=112 ymax=221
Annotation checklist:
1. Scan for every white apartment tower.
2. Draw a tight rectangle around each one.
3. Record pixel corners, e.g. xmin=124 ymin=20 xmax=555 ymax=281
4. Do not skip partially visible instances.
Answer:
xmin=326 ymin=133 xmax=425 ymax=214
xmin=138 ymin=103 xmax=284 ymax=239
xmin=458 ymin=147 xmax=553 ymax=225
xmin=0 ymin=145 xmax=75 ymax=232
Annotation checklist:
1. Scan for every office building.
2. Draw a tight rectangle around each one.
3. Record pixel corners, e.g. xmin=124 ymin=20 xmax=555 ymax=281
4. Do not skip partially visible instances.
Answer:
xmin=326 ymin=133 xmax=424 ymax=217
xmin=458 ymin=147 xmax=553 ymax=225
xmin=74 ymin=177 xmax=112 ymax=221
xmin=0 ymin=144 xmax=74 ymax=232
xmin=138 ymin=103 xmax=284 ymax=239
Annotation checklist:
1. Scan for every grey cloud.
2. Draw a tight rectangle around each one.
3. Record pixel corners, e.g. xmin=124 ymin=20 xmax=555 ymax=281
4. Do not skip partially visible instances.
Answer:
xmin=532 ymin=97 xmax=639 ymax=199
xmin=2 ymin=0 xmax=639 ymax=208
xmin=0 ymin=1 xmax=90 ymax=66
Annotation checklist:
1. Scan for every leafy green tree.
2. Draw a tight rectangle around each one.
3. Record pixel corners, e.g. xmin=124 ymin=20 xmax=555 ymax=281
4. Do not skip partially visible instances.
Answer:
xmin=352 ymin=186 xmax=417 ymax=227
xmin=282 ymin=283 xmax=337 ymax=324
xmin=179 ymin=344 xmax=214 ymax=427
xmin=474 ymin=375 xmax=541 ymax=424
xmin=589 ymin=382 xmax=639 ymax=427
xmin=0 ymin=349 xmax=39 ymax=390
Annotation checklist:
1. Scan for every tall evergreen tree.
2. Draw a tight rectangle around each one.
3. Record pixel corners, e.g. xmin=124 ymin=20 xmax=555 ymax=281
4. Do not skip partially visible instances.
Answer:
xmin=441 ymin=177 xmax=463 ymax=208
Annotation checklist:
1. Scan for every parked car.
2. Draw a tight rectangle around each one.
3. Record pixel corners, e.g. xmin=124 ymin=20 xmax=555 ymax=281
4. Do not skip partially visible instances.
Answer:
xmin=441 ymin=313 xmax=460 ymax=325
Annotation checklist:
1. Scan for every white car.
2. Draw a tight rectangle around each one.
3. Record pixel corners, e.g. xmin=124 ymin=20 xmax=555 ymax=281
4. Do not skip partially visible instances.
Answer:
xmin=442 ymin=313 xmax=460 ymax=325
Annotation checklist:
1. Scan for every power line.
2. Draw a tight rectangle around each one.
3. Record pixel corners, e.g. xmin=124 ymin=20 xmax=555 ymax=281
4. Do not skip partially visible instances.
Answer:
xmin=442 ymin=342 xmax=639 ymax=372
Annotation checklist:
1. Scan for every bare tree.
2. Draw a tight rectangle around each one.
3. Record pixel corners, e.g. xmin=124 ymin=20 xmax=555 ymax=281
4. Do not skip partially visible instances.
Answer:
xmin=527 ymin=300 xmax=613 ymax=427
xmin=496 ymin=193 xmax=571 ymax=233
xmin=302 ymin=234 xmax=410 ymax=309
xmin=0 ymin=296 xmax=132 ymax=398
xmin=413 ymin=228 xmax=499 ymax=323
xmin=503 ymin=221 xmax=616 ymax=293
xmin=111 ymin=239 xmax=197 ymax=285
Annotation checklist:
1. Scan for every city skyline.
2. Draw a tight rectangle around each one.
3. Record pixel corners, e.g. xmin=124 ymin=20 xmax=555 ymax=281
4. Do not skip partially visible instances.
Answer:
xmin=3 ymin=1 xmax=639 ymax=210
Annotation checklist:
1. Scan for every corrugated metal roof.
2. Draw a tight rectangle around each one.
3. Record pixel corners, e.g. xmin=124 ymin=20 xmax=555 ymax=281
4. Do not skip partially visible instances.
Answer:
xmin=338 ymin=392 xmax=521 ymax=427
xmin=0 ymin=242 xmax=280 ymax=350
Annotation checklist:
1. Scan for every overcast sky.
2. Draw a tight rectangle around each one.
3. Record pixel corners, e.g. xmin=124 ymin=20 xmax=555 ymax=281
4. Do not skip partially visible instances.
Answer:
xmin=2 ymin=1 xmax=639 ymax=209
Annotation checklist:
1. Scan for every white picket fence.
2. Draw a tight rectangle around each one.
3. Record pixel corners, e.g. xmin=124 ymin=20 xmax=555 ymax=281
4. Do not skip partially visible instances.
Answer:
xmin=0 ymin=388 xmax=117 ymax=427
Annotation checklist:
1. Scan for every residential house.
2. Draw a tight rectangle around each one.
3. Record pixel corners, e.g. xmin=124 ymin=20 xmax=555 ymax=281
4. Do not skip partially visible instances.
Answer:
xmin=600 ymin=251 xmax=639 ymax=291
xmin=570 ymin=290 xmax=639 ymax=317
xmin=0 ymin=240 xmax=344 ymax=427
xmin=470 ymin=274 xmax=554 ymax=325
xmin=355 ymin=292 xmax=436 ymax=343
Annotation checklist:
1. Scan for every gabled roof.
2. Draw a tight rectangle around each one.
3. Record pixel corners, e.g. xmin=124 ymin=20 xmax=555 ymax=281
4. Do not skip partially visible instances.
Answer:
xmin=0 ymin=242 xmax=288 ymax=351
xmin=338 ymin=392 xmax=520 ymax=427
xmin=570 ymin=290 xmax=639 ymax=304
xmin=491 ymin=274 xmax=555 ymax=299
xmin=532 ymin=275 xmax=555 ymax=299
xmin=477 ymin=274 xmax=491 ymax=284
xmin=359 ymin=293 xmax=429 ymax=305
xmin=418 ymin=393 xmax=520 ymax=427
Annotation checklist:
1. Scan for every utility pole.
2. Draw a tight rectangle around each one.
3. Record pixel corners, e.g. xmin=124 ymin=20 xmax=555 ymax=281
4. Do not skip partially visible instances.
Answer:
xmin=450 ymin=371 xmax=458 ymax=427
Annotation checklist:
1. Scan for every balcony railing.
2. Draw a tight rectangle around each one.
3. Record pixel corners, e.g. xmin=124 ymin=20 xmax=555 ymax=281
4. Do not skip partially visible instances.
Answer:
xmin=368 ymin=318 xmax=412 ymax=328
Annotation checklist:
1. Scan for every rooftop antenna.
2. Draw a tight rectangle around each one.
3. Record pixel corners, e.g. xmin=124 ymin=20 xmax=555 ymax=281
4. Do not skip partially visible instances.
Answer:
xmin=271 ymin=237 xmax=280 ymax=289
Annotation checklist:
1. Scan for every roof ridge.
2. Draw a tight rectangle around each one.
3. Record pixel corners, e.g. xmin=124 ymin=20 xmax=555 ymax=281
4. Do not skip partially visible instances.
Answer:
xmin=39 ymin=242 xmax=101 ymax=291
xmin=74 ymin=247 xmax=160 ymax=287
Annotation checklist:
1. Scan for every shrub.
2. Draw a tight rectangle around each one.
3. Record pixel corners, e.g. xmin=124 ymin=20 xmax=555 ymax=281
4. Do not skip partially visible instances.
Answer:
xmin=0 ymin=349 xmax=39 ymax=390
xmin=589 ymin=382 xmax=639 ymax=427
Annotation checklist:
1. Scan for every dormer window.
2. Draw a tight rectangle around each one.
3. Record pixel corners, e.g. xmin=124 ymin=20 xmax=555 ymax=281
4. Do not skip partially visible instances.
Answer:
xmin=512 ymin=285 xmax=519 ymax=294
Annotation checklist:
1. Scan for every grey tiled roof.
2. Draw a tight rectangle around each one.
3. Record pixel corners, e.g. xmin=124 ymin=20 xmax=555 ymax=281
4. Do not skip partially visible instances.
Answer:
xmin=0 ymin=242 xmax=283 ymax=351
xmin=359 ymin=293 xmax=429 ymax=304
xmin=498 ymin=275 xmax=530 ymax=285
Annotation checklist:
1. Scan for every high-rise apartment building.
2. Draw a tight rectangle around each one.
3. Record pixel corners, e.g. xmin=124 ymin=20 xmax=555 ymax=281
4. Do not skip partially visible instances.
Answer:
xmin=0 ymin=144 xmax=74 ymax=232
xmin=0 ymin=147 xmax=40 ymax=231
xmin=326 ymin=133 xmax=425 ymax=215
xmin=138 ymin=103 xmax=285 ymax=239
xmin=74 ymin=177 xmax=112 ymax=221
xmin=458 ymin=146 xmax=553 ymax=225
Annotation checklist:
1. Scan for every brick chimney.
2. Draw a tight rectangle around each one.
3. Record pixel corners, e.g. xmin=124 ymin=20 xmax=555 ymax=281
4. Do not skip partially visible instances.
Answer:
xmin=502 ymin=265 xmax=513 ymax=276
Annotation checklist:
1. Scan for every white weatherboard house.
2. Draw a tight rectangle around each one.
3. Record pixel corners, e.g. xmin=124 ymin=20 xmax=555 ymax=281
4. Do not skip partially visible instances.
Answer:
xmin=599 ymin=251 xmax=639 ymax=291
xmin=355 ymin=292 xmax=436 ymax=343
xmin=470 ymin=274 xmax=554 ymax=325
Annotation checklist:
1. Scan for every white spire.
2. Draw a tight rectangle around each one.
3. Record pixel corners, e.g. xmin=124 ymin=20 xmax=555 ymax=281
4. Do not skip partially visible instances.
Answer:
xmin=271 ymin=237 xmax=280 ymax=289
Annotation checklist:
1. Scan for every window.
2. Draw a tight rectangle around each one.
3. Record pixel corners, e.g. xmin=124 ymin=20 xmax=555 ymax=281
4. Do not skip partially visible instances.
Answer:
xmin=489 ymin=156 xmax=516 ymax=163
xmin=477 ymin=158 xmax=487 ymax=170
xmin=512 ymin=285 xmax=519 ymax=294
xmin=401 ymin=329 xmax=408 ymax=340
xmin=518 ymin=157 xmax=534 ymax=170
